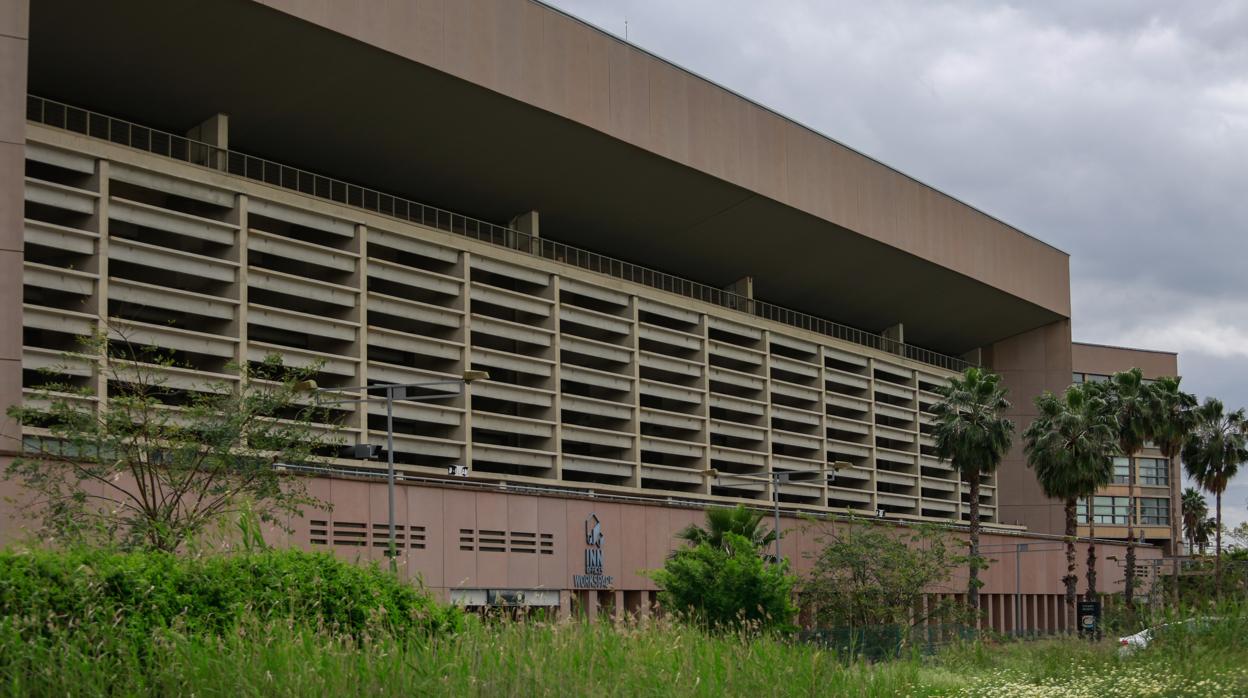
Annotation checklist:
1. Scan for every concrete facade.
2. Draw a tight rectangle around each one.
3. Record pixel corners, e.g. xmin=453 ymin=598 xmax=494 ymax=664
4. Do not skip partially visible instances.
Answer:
xmin=0 ymin=0 xmax=1178 ymax=625
xmin=10 ymin=123 xmax=995 ymax=523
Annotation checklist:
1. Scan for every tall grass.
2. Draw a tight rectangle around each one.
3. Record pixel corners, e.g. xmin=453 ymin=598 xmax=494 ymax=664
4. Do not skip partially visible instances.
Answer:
xmin=0 ymin=617 xmax=950 ymax=697
xmin=6 ymin=608 xmax=1244 ymax=697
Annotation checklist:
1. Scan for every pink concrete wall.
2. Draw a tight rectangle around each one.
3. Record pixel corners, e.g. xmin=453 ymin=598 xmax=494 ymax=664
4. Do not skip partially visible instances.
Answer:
xmin=0 ymin=457 xmax=1159 ymax=603
xmin=1072 ymin=342 xmax=1178 ymax=380
xmin=269 ymin=477 xmax=1155 ymax=598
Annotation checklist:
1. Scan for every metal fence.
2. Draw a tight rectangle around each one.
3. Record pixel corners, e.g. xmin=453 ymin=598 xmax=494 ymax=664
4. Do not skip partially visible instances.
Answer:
xmin=27 ymin=94 xmax=973 ymax=373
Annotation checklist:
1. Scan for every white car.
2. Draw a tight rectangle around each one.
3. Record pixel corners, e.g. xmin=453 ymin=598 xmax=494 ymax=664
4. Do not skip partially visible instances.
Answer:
xmin=1118 ymin=617 xmax=1220 ymax=657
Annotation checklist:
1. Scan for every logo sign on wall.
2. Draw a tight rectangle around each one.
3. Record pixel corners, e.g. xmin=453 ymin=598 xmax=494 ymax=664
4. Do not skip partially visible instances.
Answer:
xmin=573 ymin=513 xmax=614 ymax=589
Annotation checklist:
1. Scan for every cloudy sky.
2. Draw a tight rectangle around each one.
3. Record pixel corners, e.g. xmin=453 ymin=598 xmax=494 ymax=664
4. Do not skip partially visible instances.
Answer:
xmin=548 ymin=0 xmax=1248 ymax=527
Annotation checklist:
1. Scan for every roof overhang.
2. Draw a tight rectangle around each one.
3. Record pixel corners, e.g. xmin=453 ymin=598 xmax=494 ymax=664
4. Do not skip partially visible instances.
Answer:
xmin=28 ymin=0 xmax=1070 ymax=354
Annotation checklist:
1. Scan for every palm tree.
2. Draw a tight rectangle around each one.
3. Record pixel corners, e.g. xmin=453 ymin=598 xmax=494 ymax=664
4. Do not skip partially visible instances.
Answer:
xmin=931 ymin=367 xmax=1014 ymax=619
xmin=1023 ymin=384 xmax=1116 ymax=628
xmin=1152 ymin=376 xmax=1197 ymax=604
xmin=676 ymin=504 xmax=776 ymax=552
xmin=1182 ymin=398 xmax=1248 ymax=594
xmin=1181 ymin=488 xmax=1208 ymax=554
xmin=1195 ymin=517 xmax=1216 ymax=556
xmin=1097 ymin=368 xmax=1157 ymax=607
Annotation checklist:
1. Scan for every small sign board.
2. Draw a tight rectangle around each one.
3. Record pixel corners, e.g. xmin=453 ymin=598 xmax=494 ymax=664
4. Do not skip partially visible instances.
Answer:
xmin=1078 ymin=600 xmax=1101 ymax=637
xmin=573 ymin=513 xmax=614 ymax=589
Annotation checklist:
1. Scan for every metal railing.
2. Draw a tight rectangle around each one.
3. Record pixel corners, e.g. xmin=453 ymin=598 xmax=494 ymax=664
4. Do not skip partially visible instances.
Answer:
xmin=27 ymin=94 xmax=973 ymax=373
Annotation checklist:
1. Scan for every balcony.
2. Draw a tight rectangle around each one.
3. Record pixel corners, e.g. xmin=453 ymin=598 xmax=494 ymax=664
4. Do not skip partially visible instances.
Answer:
xmin=27 ymin=94 xmax=973 ymax=374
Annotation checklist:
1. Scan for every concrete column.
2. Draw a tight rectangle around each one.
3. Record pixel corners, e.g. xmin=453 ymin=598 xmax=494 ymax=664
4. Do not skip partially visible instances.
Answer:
xmin=585 ymin=589 xmax=599 ymax=621
xmin=986 ymin=320 xmax=1074 ymax=534
xmin=460 ymin=252 xmax=474 ymax=470
xmin=232 ymin=195 xmax=249 ymax=372
xmin=697 ymin=312 xmax=711 ymax=484
xmin=722 ymin=276 xmax=753 ymax=314
xmin=762 ymin=331 xmax=775 ymax=504
xmin=879 ymin=323 xmax=904 ymax=347
xmin=91 ymin=160 xmax=110 ymax=407
xmin=0 ymin=1 xmax=29 ymax=454
xmin=961 ymin=347 xmax=983 ymax=367
xmin=186 ymin=113 xmax=228 ymax=169
xmin=508 ymin=210 xmax=538 ymax=253
xmin=187 ymin=113 xmax=229 ymax=148
xmin=354 ymin=224 xmax=368 ymax=438
xmin=550 ymin=275 xmax=564 ymax=478
xmin=628 ymin=296 xmax=642 ymax=488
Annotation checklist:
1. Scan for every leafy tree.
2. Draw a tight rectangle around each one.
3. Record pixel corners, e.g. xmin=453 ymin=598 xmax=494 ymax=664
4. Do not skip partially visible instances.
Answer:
xmin=930 ymin=367 xmax=1014 ymax=620
xmin=1182 ymin=398 xmax=1248 ymax=594
xmin=652 ymin=532 xmax=795 ymax=632
xmin=5 ymin=333 xmax=336 ymax=552
xmin=676 ymin=504 xmax=777 ymax=553
xmin=1095 ymin=368 xmax=1158 ymax=607
xmin=1181 ymin=488 xmax=1209 ymax=555
xmin=1023 ymin=384 xmax=1115 ymax=621
xmin=802 ymin=520 xmax=969 ymax=630
xmin=1152 ymin=377 xmax=1198 ymax=603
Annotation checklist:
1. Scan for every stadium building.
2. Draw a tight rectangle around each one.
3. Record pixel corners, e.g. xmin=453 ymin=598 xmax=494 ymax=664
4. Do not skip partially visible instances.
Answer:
xmin=0 ymin=0 xmax=1175 ymax=627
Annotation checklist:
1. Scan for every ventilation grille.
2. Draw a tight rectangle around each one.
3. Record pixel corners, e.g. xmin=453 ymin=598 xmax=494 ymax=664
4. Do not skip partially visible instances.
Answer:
xmin=457 ymin=528 xmax=556 ymax=554
xmin=309 ymin=520 xmax=427 ymax=554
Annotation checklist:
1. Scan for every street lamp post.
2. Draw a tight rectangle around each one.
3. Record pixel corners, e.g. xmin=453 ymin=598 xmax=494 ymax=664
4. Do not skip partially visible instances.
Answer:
xmin=698 ymin=462 xmax=850 ymax=567
xmin=771 ymin=471 xmax=790 ymax=566
xmin=298 ymin=370 xmax=488 ymax=573
xmin=978 ymin=542 xmax=1064 ymax=636
xmin=1015 ymin=543 xmax=1028 ymax=635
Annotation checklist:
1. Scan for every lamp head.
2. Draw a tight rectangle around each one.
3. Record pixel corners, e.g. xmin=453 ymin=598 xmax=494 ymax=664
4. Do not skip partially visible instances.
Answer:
xmin=462 ymin=370 xmax=490 ymax=383
xmin=293 ymin=379 xmax=319 ymax=393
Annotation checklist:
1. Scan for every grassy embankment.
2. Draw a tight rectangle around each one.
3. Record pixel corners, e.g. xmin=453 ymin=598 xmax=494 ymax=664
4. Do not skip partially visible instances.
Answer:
xmin=1 ymin=549 xmax=1245 ymax=696
xmin=6 ymin=611 xmax=1247 ymax=696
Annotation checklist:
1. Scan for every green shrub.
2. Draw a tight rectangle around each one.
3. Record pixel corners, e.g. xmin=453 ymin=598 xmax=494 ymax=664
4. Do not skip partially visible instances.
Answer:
xmin=0 ymin=548 xmax=462 ymax=644
xmin=651 ymin=532 xmax=795 ymax=632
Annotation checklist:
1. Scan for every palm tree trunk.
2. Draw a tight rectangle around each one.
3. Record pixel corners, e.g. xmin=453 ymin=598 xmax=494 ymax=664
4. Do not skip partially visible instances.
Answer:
xmin=1125 ymin=451 xmax=1137 ymax=608
xmin=1169 ymin=454 xmax=1181 ymax=609
xmin=1215 ymin=492 xmax=1223 ymax=598
xmin=968 ymin=470 xmax=981 ymax=626
xmin=1086 ymin=518 xmax=1098 ymax=603
xmin=1063 ymin=498 xmax=1078 ymax=632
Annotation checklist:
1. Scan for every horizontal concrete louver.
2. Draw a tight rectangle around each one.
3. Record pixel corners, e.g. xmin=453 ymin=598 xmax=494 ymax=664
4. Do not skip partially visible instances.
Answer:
xmin=18 ymin=129 xmax=996 ymax=527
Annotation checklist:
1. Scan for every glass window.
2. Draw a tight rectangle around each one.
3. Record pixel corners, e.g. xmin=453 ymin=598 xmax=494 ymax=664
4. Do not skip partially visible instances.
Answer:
xmin=1138 ymin=458 xmax=1169 ymax=487
xmin=1113 ymin=457 xmax=1130 ymax=485
xmin=1140 ymin=497 xmax=1170 ymax=525
xmin=1087 ymin=373 xmax=1110 ymax=384
xmin=1092 ymin=496 xmax=1129 ymax=525
xmin=1072 ymin=372 xmax=1085 ymax=384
